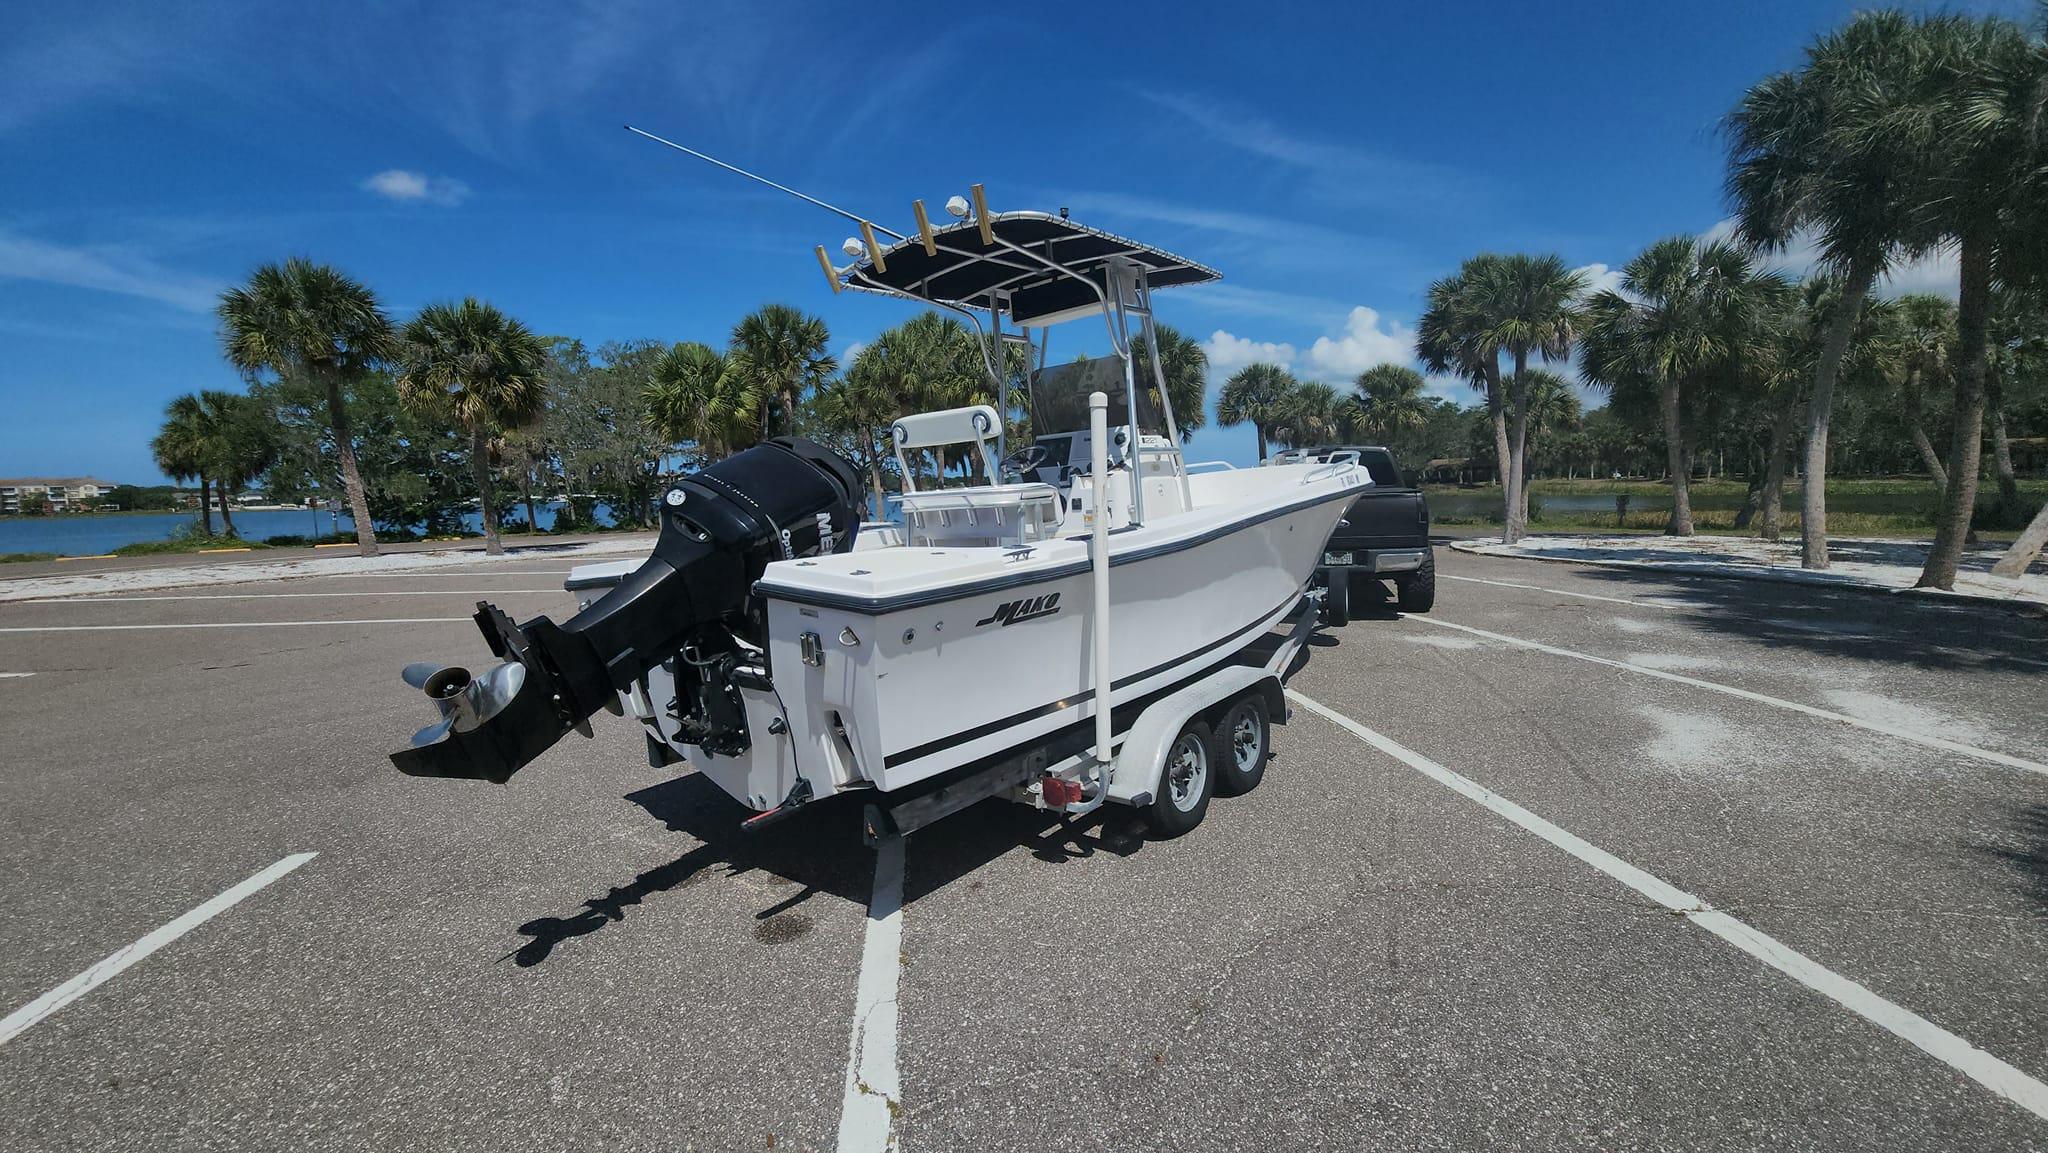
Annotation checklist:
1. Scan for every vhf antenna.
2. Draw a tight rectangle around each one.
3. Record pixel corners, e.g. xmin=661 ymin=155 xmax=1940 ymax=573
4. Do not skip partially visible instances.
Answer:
xmin=625 ymin=124 xmax=983 ymax=294
xmin=624 ymin=125 xmax=908 ymax=241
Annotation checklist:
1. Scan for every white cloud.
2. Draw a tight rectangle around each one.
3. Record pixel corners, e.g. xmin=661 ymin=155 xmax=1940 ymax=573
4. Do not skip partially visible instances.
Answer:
xmin=1701 ymin=217 xmax=1957 ymax=300
xmin=0 ymin=227 xmax=222 ymax=312
xmin=840 ymin=339 xmax=867 ymax=364
xmin=362 ymin=169 xmax=471 ymax=207
xmin=1201 ymin=330 xmax=1296 ymax=382
xmin=1302 ymin=306 xmax=1416 ymax=380
xmin=1877 ymin=246 xmax=1958 ymax=298
xmin=1574 ymin=262 xmax=1624 ymax=296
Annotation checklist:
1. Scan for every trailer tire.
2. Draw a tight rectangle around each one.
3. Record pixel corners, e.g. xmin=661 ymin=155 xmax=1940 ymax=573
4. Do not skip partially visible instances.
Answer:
xmin=1212 ymin=694 xmax=1270 ymax=797
xmin=1322 ymin=571 xmax=1350 ymax=626
xmin=1143 ymin=719 xmax=1215 ymax=838
xmin=1396 ymin=549 xmax=1435 ymax=614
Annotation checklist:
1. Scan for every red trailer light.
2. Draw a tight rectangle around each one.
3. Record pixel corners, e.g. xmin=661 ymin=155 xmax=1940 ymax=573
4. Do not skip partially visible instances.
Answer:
xmin=1041 ymin=776 xmax=1083 ymax=807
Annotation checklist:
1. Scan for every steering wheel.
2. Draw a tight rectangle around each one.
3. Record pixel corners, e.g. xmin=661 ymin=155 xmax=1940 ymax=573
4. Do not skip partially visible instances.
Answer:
xmin=1001 ymin=444 xmax=1052 ymax=481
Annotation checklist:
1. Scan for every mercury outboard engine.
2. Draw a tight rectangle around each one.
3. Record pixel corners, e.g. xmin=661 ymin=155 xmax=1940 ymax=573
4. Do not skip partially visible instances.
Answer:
xmin=390 ymin=437 xmax=863 ymax=784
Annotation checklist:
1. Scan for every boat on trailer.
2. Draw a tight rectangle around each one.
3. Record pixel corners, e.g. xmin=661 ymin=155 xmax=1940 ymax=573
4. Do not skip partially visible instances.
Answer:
xmin=388 ymin=165 xmax=1366 ymax=839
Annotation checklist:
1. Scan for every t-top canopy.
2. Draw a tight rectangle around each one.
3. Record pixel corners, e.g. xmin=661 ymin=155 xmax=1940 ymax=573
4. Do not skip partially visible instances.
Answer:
xmin=846 ymin=211 xmax=1220 ymax=327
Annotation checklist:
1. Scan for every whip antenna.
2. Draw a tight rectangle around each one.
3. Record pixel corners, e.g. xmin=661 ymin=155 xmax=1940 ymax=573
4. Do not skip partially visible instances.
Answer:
xmin=623 ymin=125 xmax=906 ymax=240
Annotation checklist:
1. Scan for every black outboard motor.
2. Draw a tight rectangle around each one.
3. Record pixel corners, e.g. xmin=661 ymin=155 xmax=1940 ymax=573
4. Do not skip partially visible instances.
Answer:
xmin=390 ymin=437 xmax=863 ymax=783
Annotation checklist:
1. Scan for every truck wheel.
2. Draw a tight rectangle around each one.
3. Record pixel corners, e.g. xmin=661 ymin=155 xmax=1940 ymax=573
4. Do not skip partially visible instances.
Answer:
xmin=1322 ymin=571 xmax=1351 ymax=626
xmin=1212 ymin=694 xmax=1270 ymax=797
xmin=1143 ymin=719 xmax=1215 ymax=837
xmin=1396 ymin=549 xmax=1436 ymax=614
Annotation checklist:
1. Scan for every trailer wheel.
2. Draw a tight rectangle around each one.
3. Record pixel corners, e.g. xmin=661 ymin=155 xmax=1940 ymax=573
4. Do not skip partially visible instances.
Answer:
xmin=1322 ymin=571 xmax=1351 ymax=626
xmin=1143 ymin=720 xmax=1215 ymax=838
xmin=1212 ymin=694 xmax=1271 ymax=797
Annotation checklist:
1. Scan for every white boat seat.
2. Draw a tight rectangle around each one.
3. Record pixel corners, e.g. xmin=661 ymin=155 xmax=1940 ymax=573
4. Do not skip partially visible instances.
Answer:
xmin=892 ymin=483 xmax=1062 ymax=547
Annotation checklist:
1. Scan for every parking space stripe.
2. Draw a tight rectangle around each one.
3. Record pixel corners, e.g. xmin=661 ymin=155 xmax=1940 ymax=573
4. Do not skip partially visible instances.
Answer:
xmin=1286 ymin=692 xmax=2048 ymax=1124
xmin=0 ymin=852 xmax=317 ymax=1047
xmin=836 ymin=837 xmax=904 ymax=1152
xmin=28 ymin=590 xmax=560 ymax=602
xmin=0 ymin=619 xmax=471 ymax=633
xmin=0 ymin=672 xmax=34 ymax=678
xmin=1409 ymin=615 xmax=2048 ymax=778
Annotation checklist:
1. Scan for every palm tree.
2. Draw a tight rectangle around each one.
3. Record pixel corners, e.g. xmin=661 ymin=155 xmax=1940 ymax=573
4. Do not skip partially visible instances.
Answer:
xmin=1518 ymin=368 xmax=1583 ymax=486
xmin=647 ymin=341 xmax=755 ymax=465
xmin=1726 ymin=10 xmax=1961 ymax=569
xmin=813 ymin=370 xmax=897 ymax=516
xmin=1915 ymin=14 xmax=2045 ymax=590
xmin=1217 ymin=363 xmax=1295 ymax=461
xmin=1581 ymin=236 xmax=1783 ymax=536
xmin=726 ymin=304 xmax=835 ymax=437
xmin=1466 ymin=254 xmax=1587 ymax=541
xmin=1131 ymin=323 xmax=1209 ymax=442
xmin=192 ymin=390 xmax=278 ymax=537
xmin=1888 ymin=294 xmax=1956 ymax=487
xmin=1418 ymin=259 xmax=1511 ymax=514
xmin=396 ymin=299 xmax=549 ymax=556
xmin=218 ymin=258 xmax=395 ymax=556
xmin=1274 ymin=380 xmax=1343 ymax=450
xmin=1353 ymin=364 xmax=1430 ymax=445
xmin=152 ymin=394 xmax=214 ymax=536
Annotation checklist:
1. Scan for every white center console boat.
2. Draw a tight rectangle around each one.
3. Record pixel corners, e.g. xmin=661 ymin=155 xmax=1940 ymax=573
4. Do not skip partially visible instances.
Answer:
xmin=388 ymin=171 xmax=1366 ymax=840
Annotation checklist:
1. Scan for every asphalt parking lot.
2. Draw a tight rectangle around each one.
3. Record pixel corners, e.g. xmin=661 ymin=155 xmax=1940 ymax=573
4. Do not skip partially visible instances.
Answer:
xmin=1 ymin=541 xmax=2044 ymax=1151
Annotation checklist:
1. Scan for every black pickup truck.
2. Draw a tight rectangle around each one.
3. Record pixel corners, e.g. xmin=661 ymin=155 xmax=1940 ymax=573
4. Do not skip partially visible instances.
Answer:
xmin=1278 ymin=445 xmax=1435 ymax=624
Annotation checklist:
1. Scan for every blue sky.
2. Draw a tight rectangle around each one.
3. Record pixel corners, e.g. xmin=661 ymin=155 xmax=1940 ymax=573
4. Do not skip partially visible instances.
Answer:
xmin=1 ymin=0 xmax=2022 ymax=483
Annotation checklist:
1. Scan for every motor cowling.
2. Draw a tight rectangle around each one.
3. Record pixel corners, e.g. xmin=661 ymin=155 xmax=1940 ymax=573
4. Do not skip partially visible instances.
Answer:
xmin=390 ymin=437 xmax=863 ymax=783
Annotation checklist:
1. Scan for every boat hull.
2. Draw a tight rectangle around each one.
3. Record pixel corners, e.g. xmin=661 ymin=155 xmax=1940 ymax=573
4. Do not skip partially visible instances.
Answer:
xmin=654 ymin=483 xmax=1356 ymax=807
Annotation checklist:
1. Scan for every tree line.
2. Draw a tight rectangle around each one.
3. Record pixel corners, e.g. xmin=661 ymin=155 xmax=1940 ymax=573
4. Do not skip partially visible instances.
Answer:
xmin=153 ymin=259 xmax=1212 ymax=556
xmin=151 ymin=8 xmax=2045 ymax=587
xmin=1215 ymin=8 xmax=2048 ymax=589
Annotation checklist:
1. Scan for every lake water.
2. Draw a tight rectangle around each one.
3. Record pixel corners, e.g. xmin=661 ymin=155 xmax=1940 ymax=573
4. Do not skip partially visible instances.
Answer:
xmin=0 ymin=503 xmax=609 ymax=557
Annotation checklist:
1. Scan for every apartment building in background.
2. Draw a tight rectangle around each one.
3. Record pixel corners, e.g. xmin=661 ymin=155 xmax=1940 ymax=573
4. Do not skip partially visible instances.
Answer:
xmin=0 ymin=477 xmax=123 ymax=514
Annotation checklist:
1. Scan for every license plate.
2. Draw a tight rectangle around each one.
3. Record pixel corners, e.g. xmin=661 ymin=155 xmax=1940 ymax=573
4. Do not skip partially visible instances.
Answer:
xmin=1323 ymin=550 xmax=1354 ymax=566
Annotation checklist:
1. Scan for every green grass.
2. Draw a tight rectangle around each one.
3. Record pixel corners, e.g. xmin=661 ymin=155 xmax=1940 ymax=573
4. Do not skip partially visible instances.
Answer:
xmin=1428 ymin=476 xmax=2044 ymax=540
xmin=0 ymin=551 xmax=60 ymax=563
xmin=107 ymin=536 xmax=272 ymax=557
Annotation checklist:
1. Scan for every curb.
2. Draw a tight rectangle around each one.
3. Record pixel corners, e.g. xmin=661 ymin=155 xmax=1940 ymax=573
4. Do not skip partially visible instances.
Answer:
xmin=1447 ymin=539 xmax=2048 ymax=619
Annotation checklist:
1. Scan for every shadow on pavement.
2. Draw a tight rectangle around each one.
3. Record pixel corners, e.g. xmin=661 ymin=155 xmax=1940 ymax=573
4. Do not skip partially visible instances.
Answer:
xmin=507 ymin=771 xmax=1157 ymax=964
xmin=506 ymin=775 xmax=871 ymax=967
xmin=1540 ymin=563 xmax=2048 ymax=676
xmin=1981 ymin=803 xmax=2048 ymax=913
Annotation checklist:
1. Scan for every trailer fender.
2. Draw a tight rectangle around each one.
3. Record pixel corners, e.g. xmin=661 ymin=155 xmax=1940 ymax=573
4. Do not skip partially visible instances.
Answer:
xmin=1105 ymin=667 xmax=1274 ymax=805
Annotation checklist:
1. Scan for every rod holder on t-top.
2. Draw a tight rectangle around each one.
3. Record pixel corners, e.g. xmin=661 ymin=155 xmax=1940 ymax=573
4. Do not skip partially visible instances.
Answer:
xmin=622 ymin=125 xmax=1223 ymax=529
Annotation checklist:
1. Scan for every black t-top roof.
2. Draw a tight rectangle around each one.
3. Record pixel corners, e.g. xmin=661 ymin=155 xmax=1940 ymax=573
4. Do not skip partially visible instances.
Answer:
xmin=847 ymin=211 xmax=1220 ymax=326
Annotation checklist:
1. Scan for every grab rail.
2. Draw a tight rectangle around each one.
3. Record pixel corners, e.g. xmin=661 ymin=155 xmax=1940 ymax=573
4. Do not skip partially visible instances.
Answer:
xmin=1300 ymin=458 xmax=1362 ymax=485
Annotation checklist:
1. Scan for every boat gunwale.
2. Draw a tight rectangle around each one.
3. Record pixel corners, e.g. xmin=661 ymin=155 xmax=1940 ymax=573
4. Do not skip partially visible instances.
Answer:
xmin=753 ymin=479 xmax=1361 ymax=615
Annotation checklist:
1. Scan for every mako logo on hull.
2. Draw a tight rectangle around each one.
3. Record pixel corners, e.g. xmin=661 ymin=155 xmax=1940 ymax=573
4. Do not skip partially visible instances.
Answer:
xmin=976 ymin=593 xmax=1062 ymax=628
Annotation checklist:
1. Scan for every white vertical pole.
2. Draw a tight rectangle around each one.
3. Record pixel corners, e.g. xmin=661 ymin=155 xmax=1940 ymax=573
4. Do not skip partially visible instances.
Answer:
xmin=1090 ymin=390 xmax=1113 ymax=772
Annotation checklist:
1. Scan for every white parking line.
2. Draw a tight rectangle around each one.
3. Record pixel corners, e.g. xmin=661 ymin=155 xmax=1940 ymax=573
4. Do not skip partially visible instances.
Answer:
xmin=0 ymin=672 xmax=34 ymax=678
xmin=0 ymin=852 xmax=317 ymax=1047
xmin=1410 ymin=615 xmax=2048 ymax=778
xmin=1440 ymin=573 xmax=1692 ymax=609
xmin=836 ymin=837 xmax=904 ymax=1152
xmin=1287 ymin=692 xmax=2048 ymax=1124
xmin=319 ymin=573 xmax=581 ymax=581
xmin=28 ymin=590 xmax=559 ymax=602
xmin=0 ymin=619 xmax=471 ymax=633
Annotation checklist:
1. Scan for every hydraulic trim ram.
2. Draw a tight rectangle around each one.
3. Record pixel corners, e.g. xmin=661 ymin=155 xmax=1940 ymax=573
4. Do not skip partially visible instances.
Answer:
xmin=389 ymin=437 xmax=863 ymax=784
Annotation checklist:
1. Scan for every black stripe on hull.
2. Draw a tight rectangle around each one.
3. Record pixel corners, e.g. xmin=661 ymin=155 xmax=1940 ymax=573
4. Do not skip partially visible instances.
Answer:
xmin=880 ymin=592 xmax=1299 ymax=770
